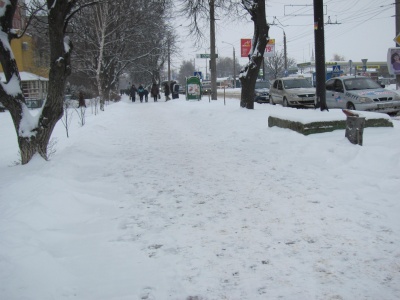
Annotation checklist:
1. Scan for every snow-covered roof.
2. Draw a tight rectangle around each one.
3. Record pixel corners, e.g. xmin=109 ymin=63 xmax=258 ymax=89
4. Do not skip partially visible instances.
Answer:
xmin=0 ymin=71 xmax=48 ymax=82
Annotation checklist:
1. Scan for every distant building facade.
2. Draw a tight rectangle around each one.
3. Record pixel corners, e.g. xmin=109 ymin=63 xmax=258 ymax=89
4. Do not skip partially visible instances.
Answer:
xmin=0 ymin=0 xmax=49 ymax=78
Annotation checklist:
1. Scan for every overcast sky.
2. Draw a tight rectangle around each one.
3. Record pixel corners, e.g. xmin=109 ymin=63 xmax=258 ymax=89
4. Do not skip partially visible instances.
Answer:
xmin=171 ymin=0 xmax=396 ymax=72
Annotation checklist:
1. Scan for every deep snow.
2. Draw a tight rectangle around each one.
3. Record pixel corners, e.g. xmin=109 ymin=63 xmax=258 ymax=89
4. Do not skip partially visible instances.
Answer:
xmin=0 ymin=94 xmax=399 ymax=300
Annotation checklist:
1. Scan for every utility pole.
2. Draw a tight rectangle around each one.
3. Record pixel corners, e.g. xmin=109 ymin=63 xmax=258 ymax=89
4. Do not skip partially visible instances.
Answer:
xmin=167 ymin=32 xmax=171 ymax=84
xmin=209 ymin=0 xmax=217 ymax=100
xmin=270 ymin=20 xmax=288 ymax=76
xmin=233 ymin=47 xmax=236 ymax=88
xmin=283 ymin=31 xmax=287 ymax=72
xmin=222 ymin=41 xmax=236 ymax=88
xmin=396 ymin=1 xmax=400 ymax=88
xmin=313 ymin=0 xmax=328 ymax=111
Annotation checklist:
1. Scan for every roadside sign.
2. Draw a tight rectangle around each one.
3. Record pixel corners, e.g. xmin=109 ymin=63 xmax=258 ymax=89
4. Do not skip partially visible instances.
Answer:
xmin=265 ymin=39 xmax=275 ymax=58
xmin=387 ymin=47 xmax=400 ymax=75
xmin=332 ymin=65 xmax=341 ymax=77
xmin=241 ymin=38 xmax=276 ymax=57
xmin=394 ymin=33 xmax=400 ymax=46
xmin=196 ymin=54 xmax=218 ymax=59
xmin=186 ymin=76 xmax=202 ymax=101
xmin=194 ymin=71 xmax=202 ymax=79
xmin=241 ymin=39 xmax=252 ymax=57
xmin=332 ymin=65 xmax=340 ymax=73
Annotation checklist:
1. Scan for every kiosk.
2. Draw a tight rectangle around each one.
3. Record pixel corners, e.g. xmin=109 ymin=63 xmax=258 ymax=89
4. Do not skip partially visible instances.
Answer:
xmin=186 ymin=76 xmax=202 ymax=101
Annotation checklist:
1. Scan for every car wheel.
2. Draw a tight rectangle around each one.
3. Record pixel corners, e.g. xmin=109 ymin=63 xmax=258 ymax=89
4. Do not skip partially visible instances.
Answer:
xmin=270 ymin=95 xmax=275 ymax=105
xmin=347 ymin=102 xmax=355 ymax=110
xmin=283 ymin=97 xmax=289 ymax=107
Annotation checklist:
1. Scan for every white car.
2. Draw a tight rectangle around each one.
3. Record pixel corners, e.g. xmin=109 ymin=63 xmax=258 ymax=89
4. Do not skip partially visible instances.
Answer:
xmin=325 ymin=76 xmax=400 ymax=115
xmin=269 ymin=77 xmax=316 ymax=107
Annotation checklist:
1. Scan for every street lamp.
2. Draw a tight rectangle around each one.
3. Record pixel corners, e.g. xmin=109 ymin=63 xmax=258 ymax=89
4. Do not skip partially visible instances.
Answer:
xmin=222 ymin=41 xmax=236 ymax=88
xmin=270 ymin=18 xmax=287 ymax=74
xmin=361 ymin=58 xmax=368 ymax=73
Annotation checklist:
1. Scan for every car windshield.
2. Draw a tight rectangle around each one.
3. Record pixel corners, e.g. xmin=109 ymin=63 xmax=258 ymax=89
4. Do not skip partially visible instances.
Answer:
xmin=343 ymin=78 xmax=382 ymax=90
xmin=255 ymin=81 xmax=270 ymax=89
xmin=283 ymin=78 xmax=312 ymax=89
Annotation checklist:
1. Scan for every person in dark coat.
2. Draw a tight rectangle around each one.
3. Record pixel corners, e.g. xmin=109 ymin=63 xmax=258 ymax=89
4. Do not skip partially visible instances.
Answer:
xmin=130 ymin=84 xmax=137 ymax=102
xmin=164 ymin=82 xmax=170 ymax=101
xmin=78 ymin=91 xmax=86 ymax=108
xmin=144 ymin=88 xmax=149 ymax=102
xmin=150 ymin=83 xmax=159 ymax=102
xmin=137 ymin=84 xmax=145 ymax=102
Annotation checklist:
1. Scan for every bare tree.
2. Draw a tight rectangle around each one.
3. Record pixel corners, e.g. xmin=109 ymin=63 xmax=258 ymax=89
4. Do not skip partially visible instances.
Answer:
xmin=264 ymin=49 xmax=296 ymax=80
xmin=61 ymin=101 xmax=74 ymax=138
xmin=179 ymin=0 xmax=268 ymax=108
xmin=216 ymin=57 xmax=241 ymax=78
xmin=239 ymin=0 xmax=269 ymax=109
xmin=178 ymin=60 xmax=196 ymax=86
xmin=332 ymin=53 xmax=346 ymax=61
xmin=71 ymin=0 xmax=170 ymax=106
xmin=178 ymin=0 xmax=234 ymax=100
xmin=0 ymin=0 xmax=95 ymax=164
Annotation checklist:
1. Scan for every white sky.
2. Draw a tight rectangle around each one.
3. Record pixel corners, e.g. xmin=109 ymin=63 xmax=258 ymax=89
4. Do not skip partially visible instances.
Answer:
xmin=171 ymin=0 xmax=396 ymax=72
xmin=0 ymin=94 xmax=399 ymax=299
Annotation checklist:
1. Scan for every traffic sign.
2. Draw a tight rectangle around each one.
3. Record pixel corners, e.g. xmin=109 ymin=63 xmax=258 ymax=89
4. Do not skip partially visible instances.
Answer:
xmin=332 ymin=65 xmax=340 ymax=73
xmin=196 ymin=54 xmax=218 ymax=59
xmin=394 ymin=33 xmax=400 ymax=46
xmin=194 ymin=71 xmax=202 ymax=79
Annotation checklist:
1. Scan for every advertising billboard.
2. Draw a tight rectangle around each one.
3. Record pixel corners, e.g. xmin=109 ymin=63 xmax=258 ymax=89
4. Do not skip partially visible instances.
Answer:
xmin=240 ymin=38 xmax=275 ymax=58
xmin=387 ymin=48 xmax=400 ymax=75
xmin=241 ymin=39 xmax=252 ymax=57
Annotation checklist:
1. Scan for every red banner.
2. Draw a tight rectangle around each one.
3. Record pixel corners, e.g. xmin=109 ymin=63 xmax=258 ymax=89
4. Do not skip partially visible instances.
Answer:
xmin=241 ymin=39 xmax=276 ymax=57
xmin=241 ymin=39 xmax=252 ymax=57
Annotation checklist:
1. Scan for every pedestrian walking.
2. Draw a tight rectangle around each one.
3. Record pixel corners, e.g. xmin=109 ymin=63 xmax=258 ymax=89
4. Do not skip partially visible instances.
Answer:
xmin=130 ymin=84 xmax=137 ymax=102
xmin=151 ymin=83 xmax=159 ymax=102
xmin=144 ymin=87 xmax=149 ymax=102
xmin=164 ymin=82 xmax=170 ymax=101
xmin=138 ymin=84 xmax=145 ymax=102
xmin=78 ymin=91 xmax=86 ymax=108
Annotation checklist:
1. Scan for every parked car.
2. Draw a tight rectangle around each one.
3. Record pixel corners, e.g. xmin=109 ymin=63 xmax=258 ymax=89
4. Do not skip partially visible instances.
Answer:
xmin=325 ymin=76 xmax=400 ymax=115
xmin=202 ymin=82 xmax=211 ymax=95
xmin=26 ymin=99 xmax=44 ymax=109
xmin=254 ymin=81 xmax=270 ymax=103
xmin=269 ymin=77 xmax=316 ymax=107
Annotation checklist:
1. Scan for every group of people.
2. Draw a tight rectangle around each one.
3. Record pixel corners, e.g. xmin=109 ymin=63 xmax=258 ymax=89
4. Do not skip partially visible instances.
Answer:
xmin=129 ymin=83 xmax=161 ymax=102
xmin=128 ymin=81 xmax=177 ymax=103
xmin=163 ymin=81 xmax=179 ymax=101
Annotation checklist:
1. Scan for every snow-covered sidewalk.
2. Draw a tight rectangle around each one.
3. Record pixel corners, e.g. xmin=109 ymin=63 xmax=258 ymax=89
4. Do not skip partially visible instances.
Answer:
xmin=0 ymin=95 xmax=399 ymax=299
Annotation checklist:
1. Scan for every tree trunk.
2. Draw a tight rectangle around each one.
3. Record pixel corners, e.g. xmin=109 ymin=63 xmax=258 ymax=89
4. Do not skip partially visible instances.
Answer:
xmin=209 ymin=0 xmax=217 ymax=100
xmin=0 ymin=0 xmax=77 ymax=164
xmin=239 ymin=0 xmax=269 ymax=109
xmin=93 ymin=2 xmax=108 ymax=111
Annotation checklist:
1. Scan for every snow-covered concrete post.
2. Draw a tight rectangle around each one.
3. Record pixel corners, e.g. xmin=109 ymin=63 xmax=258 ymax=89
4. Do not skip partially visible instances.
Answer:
xmin=343 ymin=109 xmax=365 ymax=146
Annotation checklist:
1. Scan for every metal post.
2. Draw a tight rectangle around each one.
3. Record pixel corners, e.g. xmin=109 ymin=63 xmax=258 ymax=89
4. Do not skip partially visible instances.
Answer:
xmin=205 ymin=57 xmax=207 ymax=80
xmin=209 ymin=0 xmax=217 ymax=100
xmin=396 ymin=1 xmax=400 ymax=89
xmin=284 ymin=31 xmax=287 ymax=71
xmin=167 ymin=32 xmax=171 ymax=84
xmin=222 ymin=41 xmax=236 ymax=88
xmin=313 ymin=0 xmax=328 ymax=110
xmin=361 ymin=59 xmax=368 ymax=73
xmin=233 ymin=46 xmax=236 ymax=88
xmin=349 ymin=60 xmax=352 ymax=76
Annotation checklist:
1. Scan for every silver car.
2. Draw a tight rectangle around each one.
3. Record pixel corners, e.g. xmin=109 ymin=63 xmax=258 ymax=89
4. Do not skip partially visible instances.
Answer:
xmin=269 ymin=77 xmax=316 ymax=107
xmin=325 ymin=76 xmax=400 ymax=115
